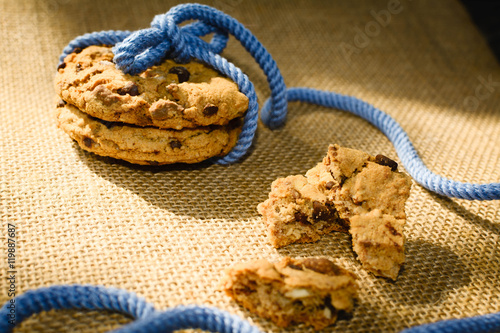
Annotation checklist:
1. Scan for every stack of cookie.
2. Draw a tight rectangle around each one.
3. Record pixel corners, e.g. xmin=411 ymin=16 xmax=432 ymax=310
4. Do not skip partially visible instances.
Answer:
xmin=55 ymin=45 xmax=249 ymax=165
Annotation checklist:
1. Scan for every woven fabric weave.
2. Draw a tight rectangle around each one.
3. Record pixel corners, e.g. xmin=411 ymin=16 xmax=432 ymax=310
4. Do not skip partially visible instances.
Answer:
xmin=1 ymin=0 xmax=499 ymax=332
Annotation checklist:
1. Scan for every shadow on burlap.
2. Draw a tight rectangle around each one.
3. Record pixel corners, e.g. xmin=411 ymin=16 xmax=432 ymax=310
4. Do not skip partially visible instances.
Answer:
xmin=1 ymin=0 xmax=499 ymax=332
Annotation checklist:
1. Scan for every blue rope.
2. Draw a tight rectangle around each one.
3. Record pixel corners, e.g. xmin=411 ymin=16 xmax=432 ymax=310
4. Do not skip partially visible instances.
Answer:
xmin=283 ymin=88 xmax=500 ymax=200
xmin=400 ymin=312 xmax=500 ymax=333
xmin=56 ymin=3 xmax=499 ymax=200
xmin=24 ymin=3 xmax=499 ymax=333
xmin=2 ymin=284 xmax=500 ymax=333
xmin=0 ymin=285 xmax=261 ymax=333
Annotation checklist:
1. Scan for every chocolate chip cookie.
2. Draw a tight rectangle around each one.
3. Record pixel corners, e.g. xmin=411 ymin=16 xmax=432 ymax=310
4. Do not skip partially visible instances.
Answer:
xmin=54 ymin=45 xmax=249 ymax=164
xmin=258 ymin=144 xmax=412 ymax=280
xmin=55 ymin=45 xmax=248 ymax=130
xmin=56 ymin=104 xmax=241 ymax=165
xmin=221 ymin=257 xmax=358 ymax=330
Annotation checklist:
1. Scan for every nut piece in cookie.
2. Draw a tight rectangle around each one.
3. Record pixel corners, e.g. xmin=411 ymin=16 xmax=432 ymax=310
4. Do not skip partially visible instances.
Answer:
xmin=221 ymin=257 xmax=358 ymax=330
xmin=257 ymin=175 xmax=348 ymax=248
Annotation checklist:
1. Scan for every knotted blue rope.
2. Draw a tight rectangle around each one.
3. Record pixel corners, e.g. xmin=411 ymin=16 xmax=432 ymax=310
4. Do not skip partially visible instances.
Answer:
xmin=57 ymin=3 xmax=499 ymax=200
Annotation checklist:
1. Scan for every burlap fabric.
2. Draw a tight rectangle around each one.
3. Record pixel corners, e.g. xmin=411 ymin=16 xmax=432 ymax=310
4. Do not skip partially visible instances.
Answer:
xmin=1 ymin=0 xmax=499 ymax=332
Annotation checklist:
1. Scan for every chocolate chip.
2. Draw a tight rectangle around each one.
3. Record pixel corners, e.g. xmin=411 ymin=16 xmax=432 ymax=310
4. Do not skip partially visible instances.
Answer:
xmin=302 ymin=258 xmax=343 ymax=276
xmin=117 ymin=82 xmax=140 ymax=96
xmin=325 ymin=181 xmax=335 ymax=190
xmin=236 ymin=286 xmax=255 ymax=295
xmin=73 ymin=47 xmax=83 ymax=54
xmin=168 ymin=66 xmax=190 ymax=83
xmin=75 ymin=63 xmax=82 ymax=72
xmin=170 ymin=140 xmax=182 ymax=149
xmin=96 ymin=118 xmax=117 ymax=129
xmin=375 ymin=154 xmax=398 ymax=171
xmin=203 ymin=104 xmax=218 ymax=117
xmin=287 ymin=263 xmax=303 ymax=271
xmin=149 ymin=100 xmax=184 ymax=120
xmin=360 ymin=240 xmax=374 ymax=248
xmin=82 ymin=137 xmax=93 ymax=148
xmin=57 ymin=62 xmax=66 ymax=70
xmin=312 ymin=201 xmax=328 ymax=219
xmin=56 ymin=99 xmax=67 ymax=108
xmin=329 ymin=145 xmax=339 ymax=157
xmin=294 ymin=212 xmax=309 ymax=225
xmin=312 ymin=201 xmax=338 ymax=221
xmin=385 ymin=222 xmax=402 ymax=237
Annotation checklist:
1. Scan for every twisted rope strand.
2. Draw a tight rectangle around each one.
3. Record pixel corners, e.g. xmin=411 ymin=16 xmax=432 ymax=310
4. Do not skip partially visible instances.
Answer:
xmin=58 ymin=30 xmax=132 ymax=65
xmin=111 ymin=305 xmax=262 ymax=333
xmin=285 ymin=88 xmax=500 ymax=200
xmin=0 ymin=285 xmax=261 ymax=333
xmin=0 ymin=285 xmax=156 ymax=333
xmin=400 ymin=312 xmax=500 ymax=333
xmin=149 ymin=3 xmax=288 ymax=121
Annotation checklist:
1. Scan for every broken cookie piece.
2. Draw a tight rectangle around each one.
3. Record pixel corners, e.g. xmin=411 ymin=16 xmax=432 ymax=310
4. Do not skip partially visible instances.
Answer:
xmin=257 ymin=175 xmax=348 ymax=248
xmin=323 ymin=144 xmax=412 ymax=222
xmin=258 ymin=144 xmax=412 ymax=280
xmin=221 ymin=257 xmax=358 ymax=330
xmin=350 ymin=210 xmax=405 ymax=280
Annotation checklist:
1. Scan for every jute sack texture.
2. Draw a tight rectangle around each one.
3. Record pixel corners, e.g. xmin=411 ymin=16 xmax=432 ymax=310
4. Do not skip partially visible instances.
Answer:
xmin=0 ymin=0 xmax=499 ymax=332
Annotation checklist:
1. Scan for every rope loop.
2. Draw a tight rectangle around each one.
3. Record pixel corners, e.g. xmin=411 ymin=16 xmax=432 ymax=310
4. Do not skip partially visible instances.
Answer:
xmin=112 ymin=12 xmax=229 ymax=74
